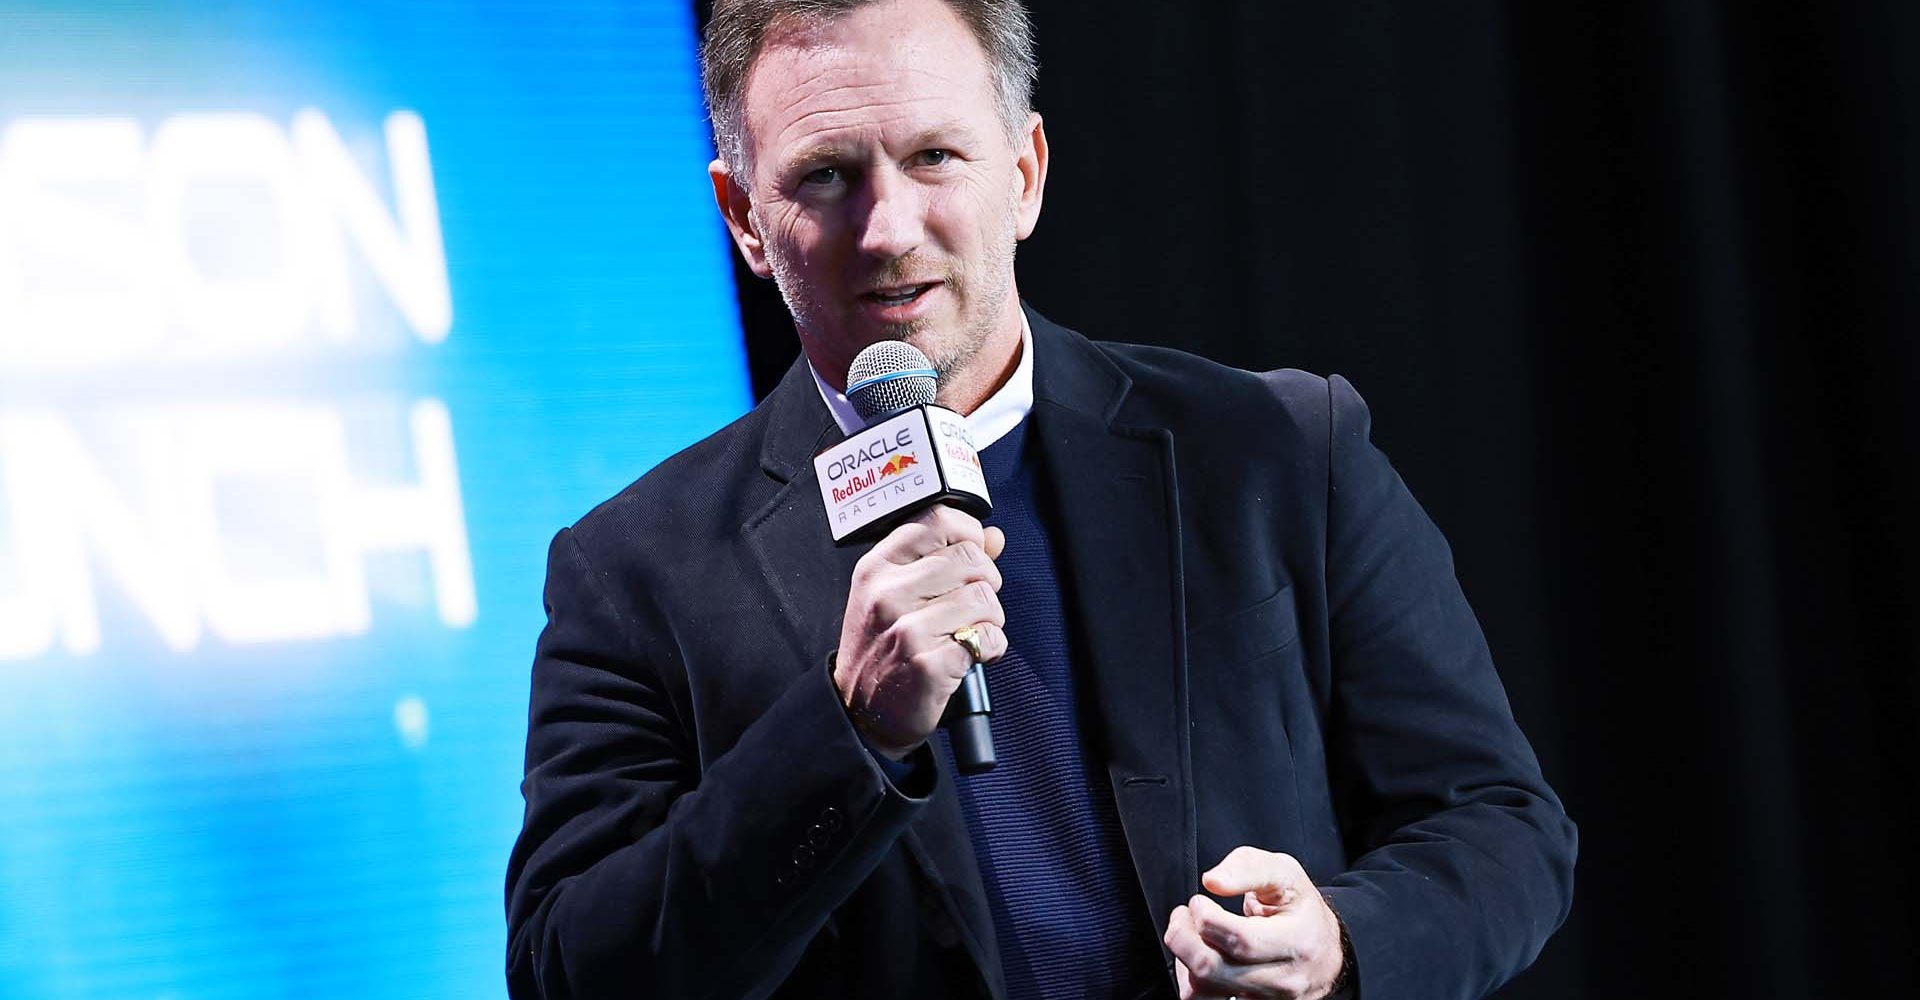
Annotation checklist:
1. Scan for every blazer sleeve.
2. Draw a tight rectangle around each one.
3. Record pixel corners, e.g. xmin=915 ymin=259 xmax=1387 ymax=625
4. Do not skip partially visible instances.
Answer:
xmin=1310 ymin=375 xmax=1577 ymax=1000
xmin=503 ymin=525 xmax=936 ymax=1000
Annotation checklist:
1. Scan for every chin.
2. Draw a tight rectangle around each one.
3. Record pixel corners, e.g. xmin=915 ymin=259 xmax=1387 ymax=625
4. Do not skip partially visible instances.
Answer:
xmin=872 ymin=321 xmax=946 ymax=361
xmin=921 ymin=332 xmax=989 ymax=381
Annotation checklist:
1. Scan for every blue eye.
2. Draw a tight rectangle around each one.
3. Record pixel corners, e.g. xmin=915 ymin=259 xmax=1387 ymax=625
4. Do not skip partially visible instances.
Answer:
xmin=802 ymin=166 xmax=839 ymax=186
xmin=919 ymin=150 xmax=951 ymax=166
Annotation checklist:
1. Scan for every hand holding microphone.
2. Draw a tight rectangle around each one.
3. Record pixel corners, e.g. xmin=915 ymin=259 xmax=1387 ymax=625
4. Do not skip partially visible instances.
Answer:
xmin=832 ymin=505 xmax=1007 ymax=761
xmin=814 ymin=341 xmax=1002 ymax=771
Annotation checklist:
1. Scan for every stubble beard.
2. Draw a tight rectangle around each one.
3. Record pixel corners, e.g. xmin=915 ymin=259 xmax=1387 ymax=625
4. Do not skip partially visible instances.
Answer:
xmin=759 ymin=199 xmax=1019 ymax=393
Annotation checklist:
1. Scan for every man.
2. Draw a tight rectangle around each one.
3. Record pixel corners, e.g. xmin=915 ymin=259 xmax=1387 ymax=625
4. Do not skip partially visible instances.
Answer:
xmin=505 ymin=0 xmax=1576 ymax=997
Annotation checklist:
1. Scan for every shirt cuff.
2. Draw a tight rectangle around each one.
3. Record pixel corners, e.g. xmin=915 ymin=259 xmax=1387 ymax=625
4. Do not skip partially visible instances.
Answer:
xmin=860 ymin=731 xmax=929 ymax=787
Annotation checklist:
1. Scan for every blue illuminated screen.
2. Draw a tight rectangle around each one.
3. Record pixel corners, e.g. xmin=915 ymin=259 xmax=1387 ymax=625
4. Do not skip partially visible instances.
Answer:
xmin=0 ymin=2 xmax=751 ymax=997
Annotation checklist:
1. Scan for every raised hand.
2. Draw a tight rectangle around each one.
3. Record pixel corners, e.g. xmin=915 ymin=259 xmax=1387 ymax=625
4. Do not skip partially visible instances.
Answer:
xmin=1164 ymin=846 xmax=1348 ymax=999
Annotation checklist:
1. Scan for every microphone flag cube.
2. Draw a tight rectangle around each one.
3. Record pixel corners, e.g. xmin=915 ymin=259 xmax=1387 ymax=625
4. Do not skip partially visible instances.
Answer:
xmin=812 ymin=404 xmax=991 ymax=543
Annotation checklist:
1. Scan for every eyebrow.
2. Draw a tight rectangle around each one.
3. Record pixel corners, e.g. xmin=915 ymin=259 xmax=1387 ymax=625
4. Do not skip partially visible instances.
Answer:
xmin=781 ymin=143 xmax=852 ymax=175
xmin=778 ymin=120 xmax=982 ymax=175
xmin=905 ymin=120 xmax=980 ymax=149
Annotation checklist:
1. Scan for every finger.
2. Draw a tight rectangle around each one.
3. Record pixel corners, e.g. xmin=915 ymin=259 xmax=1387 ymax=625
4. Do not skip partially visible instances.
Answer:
xmin=868 ymin=505 xmax=987 ymax=565
xmin=900 ymin=622 xmax=1007 ymax=678
xmin=958 ymin=620 xmax=1009 ymax=664
xmin=900 ymin=580 xmax=1006 ymax=643
xmin=983 ymin=525 xmax=1006 ymax=560
xmin=1162 ymin=904 xmax=1241 ymax=997
xmin=1203 ymin=845 xmax=1308 ymax=907
xmin=1191 ymin=892 xmax=1296 ymax=965
xmin=894 ymin=614 xmax=1006 ymax=684
xmin=913 ymin=620 xmax=1010 ymax=669
xmin=885 ymin=539 xmax=1003 ymax=603
xmin=1245 ymin=889 xmax=1284 ymax=919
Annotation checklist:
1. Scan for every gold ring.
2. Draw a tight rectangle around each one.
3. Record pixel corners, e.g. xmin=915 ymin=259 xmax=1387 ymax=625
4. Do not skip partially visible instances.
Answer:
xmin=951 ymin=625 xmax=986 ymax=662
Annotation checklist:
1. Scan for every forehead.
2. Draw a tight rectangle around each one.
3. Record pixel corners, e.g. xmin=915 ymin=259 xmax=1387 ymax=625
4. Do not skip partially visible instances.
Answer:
xmin=740 ymin=0 xmax=1000 ymax=164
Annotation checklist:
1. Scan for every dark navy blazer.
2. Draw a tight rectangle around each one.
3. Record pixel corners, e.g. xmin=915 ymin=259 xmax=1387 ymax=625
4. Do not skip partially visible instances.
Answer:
xmin=505 ymin=307 xmax=1577 ymax=1000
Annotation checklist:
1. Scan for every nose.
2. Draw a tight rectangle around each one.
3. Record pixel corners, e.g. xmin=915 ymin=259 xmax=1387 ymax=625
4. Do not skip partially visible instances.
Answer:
xmin=854 ymin=168 xmax=924 ymax=260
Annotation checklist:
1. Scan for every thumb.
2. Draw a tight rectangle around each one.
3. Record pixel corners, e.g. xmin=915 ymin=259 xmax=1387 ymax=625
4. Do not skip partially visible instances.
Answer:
xmin=1201 ymin=846 xmax=1306 ymax=908
xmin=983 ymin=525 xmax=1006 ymax=560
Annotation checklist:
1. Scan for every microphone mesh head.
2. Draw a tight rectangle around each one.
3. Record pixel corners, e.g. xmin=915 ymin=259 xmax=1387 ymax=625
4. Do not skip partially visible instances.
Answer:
xmin=846 ymin=340 xmax=937 ymax=420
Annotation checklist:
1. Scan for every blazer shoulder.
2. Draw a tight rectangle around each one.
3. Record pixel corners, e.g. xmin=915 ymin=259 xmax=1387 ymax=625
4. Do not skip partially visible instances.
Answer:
xmin=564 ymin=402 xmax=780 ymax=565
xmin=1092 ymin=339 xmax=1339 ymax=444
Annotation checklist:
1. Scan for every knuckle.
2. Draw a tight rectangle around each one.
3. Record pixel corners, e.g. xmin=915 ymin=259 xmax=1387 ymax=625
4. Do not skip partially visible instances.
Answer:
xmin=936 ymin=504 xmax=980 ymax=536
xmin=868 ymin=589 xmax=904 ymax=623
xmin=1193 ymin=906 xmax=1227 ymax=934
xmin=893 ymin=606 xmax=928 ymax=640
xmin=883 ymin=614 xmax=923 ymax=651
xmin=887 ymin=520 xmax=927 ymax=548
xmin=915 ymin=640 xmax=965 ymax=679
xmin=907 ymin=647 xmax=949 ymax=679
xmin=858 ymin=554 xmax=901 ymax=589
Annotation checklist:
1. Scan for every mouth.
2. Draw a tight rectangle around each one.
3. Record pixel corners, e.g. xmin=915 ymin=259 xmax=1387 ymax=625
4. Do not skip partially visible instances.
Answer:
xmin=861 ymin=282 xmax=938 ymax=307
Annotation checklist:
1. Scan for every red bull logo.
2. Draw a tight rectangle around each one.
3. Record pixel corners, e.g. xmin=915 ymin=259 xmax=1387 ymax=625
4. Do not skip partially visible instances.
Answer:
xmin=831 ymin=450 xmax=923 ymax=503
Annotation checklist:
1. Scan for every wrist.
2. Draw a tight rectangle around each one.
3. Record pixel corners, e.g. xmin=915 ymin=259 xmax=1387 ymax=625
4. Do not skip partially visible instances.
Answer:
xmin=831 ymin=651 xmax=916 ymax=760
xmin=1323 ymin=898 xmax=1355 ymax=998
xmin=846 ymin=698 xmax=917 ymax=759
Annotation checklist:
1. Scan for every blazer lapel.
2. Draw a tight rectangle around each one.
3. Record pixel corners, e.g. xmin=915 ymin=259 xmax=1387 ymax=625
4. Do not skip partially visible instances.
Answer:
xmin=1026 ymin=309 xmax=1197 ymax=946
xmin=742 ymin=359 xmax=862 ymax=662
xmin=743 ymin=357 xmax=1006 ymax=997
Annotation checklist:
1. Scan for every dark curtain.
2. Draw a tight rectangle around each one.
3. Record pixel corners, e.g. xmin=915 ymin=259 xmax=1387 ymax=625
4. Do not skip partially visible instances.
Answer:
xmin=695 ymin=2 xmax=1920 ymax=995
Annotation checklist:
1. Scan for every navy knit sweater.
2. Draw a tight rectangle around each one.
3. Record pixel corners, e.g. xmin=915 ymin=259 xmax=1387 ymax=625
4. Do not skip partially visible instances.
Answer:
xmin=934 ymin=419 xmax=1167 ymax=1000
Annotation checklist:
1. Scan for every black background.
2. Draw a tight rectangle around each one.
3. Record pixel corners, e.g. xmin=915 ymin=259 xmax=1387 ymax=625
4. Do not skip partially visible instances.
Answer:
xmin=694 ymin=2 xmax=1920 ymax=995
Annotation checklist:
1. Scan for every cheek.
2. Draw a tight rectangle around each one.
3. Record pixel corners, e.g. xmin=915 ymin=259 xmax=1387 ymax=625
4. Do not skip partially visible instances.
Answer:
xmin=764 ymin=202 xmax=807 ymax=246
xmin=928 ymin=179 xmax=1012 ymax=249
xmin=766 ymin=209 xmax=832 ymax=267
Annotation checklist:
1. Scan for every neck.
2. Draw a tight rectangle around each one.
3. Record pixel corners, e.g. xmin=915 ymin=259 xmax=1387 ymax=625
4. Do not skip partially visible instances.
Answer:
xmin=934 ymin=298 xmax=1025 ymax=416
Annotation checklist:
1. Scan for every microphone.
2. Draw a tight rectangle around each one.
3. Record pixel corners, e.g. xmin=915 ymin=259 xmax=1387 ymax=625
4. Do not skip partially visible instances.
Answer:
xmin=812 ymin=341 xmax=996 ymax=774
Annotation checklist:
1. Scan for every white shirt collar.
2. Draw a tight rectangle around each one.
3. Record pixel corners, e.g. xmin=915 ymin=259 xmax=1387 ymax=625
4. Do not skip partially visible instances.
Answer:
xmin=808 ymin=312 xmax=1034 ymax=449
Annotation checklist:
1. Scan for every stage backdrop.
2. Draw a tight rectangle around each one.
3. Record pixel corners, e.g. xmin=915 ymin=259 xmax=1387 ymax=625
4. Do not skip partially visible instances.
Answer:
xmin=0 ymin=2 xmax=750 ymax=997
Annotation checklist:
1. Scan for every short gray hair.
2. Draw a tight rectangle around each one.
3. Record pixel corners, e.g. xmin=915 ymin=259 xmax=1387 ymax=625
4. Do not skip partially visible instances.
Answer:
xmin=701 ymin=0 xmax=1037 ymax=178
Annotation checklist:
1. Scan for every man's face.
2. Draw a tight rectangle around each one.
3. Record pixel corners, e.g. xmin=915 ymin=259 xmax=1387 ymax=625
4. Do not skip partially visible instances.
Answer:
xmin=712 ymin=0 xmax=1045 ymax=391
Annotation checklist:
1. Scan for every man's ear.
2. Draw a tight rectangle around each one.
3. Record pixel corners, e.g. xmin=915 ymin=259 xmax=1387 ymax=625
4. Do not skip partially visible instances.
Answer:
xmin=1013 ymin=112 xmax=1049 ymax=241
xmin=709 ymin=158 xmax=773 ymax=277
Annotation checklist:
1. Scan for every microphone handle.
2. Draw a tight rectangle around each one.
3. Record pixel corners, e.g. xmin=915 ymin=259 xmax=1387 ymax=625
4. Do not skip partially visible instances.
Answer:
xmin=943 ymin=660 xmax=995 ymax=773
